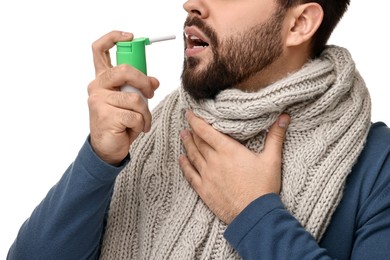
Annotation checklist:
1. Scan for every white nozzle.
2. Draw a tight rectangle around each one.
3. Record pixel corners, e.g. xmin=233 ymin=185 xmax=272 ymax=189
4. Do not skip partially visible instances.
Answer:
xmin=149 ymin=35 xmax=176 ymax=44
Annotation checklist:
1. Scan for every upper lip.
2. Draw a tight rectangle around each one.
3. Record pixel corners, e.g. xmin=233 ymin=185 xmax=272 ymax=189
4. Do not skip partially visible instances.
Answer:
xmin=184 ymin=26 xmax=210 ymax=48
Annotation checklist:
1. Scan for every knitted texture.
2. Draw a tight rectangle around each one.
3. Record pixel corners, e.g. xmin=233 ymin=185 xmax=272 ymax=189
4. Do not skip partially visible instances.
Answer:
xmin=100 ymin=46 xmax=371 ymax=259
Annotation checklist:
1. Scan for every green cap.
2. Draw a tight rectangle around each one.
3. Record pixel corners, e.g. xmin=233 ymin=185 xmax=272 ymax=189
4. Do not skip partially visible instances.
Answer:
xmin=116 ymin=37 xmax=151 ymax=75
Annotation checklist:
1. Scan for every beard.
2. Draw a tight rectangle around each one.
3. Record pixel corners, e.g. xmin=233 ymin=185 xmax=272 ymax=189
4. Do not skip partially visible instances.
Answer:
xmin=181 ymin=9 xmax=285 ymax=102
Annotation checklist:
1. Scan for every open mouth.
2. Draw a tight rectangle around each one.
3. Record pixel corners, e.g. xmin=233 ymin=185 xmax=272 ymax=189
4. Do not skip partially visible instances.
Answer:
xmin=184 ymin=27 xmax=211 ymax=57
xmin=186 ymin=33 xmax=210 ymax=49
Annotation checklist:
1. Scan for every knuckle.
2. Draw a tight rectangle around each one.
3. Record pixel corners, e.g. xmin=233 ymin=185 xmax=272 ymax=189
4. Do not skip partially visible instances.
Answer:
xmin=91 ymin=40 xmax=100 ymax=53
xmin=87 ymin=79 xmax=99 ymax=95
xmin=103 ymin=67 xmax=116 ymax=82
xmin=130 ymin=93 xmax=145 ymax=105
xmin=91 ymin=41 xmax=97 ymax=51
xmin=124 ymin=111 xmax=144 ymax=130
xmin=186 ymin=174 xmax=196 ymax=187
xmin=117 ymin=64 xmax=131 ymax=74
xmin=131 ymin=111 xmax=144 ymax=123
xmin=189 ymin=156 xmax=203 ymax=173
xmin=87 ymin=92 xmax=100 ymax=108
xmin=270 ymin=129 xmax=285 ymax=143
xmin=123 ymin=66 xmax=145 ymax=83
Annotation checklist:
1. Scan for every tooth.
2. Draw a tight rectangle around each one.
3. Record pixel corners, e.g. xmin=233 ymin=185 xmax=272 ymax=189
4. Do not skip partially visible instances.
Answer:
xmin=190 ymin=35 xmax=200 ymax=40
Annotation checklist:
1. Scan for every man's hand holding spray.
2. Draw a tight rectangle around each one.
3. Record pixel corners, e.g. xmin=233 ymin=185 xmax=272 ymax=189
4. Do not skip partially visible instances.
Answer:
xmin=88 ymin=31 xmax=175 ymax=165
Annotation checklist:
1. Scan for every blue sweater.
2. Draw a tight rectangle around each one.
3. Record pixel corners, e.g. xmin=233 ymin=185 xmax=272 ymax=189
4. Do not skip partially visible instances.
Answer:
xmin=8 ymin=122 xmax=390 ymax=260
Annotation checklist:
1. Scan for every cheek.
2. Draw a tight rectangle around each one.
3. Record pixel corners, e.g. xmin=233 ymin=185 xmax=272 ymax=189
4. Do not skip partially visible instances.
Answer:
xmin=211 ymin=2 xmax=278 ymax=37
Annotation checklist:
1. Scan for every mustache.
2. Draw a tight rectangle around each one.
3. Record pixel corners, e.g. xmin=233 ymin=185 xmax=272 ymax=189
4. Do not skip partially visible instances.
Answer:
xmin=183 ymin=16 xmax=218 ymax=47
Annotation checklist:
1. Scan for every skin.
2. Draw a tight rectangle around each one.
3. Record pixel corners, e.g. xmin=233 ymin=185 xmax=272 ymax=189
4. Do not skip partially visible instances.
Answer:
xmin=180 ymin=111 xmax=290 ymax=224
xmin=88 ymin=31 xmax=159 ymax=165
xmin=182 ymin=0 xmax=323 ymax=91
xmin=87 ymin=0 xmax=323 ymax=223
xmin=181 ymin=11 xmax=285 ymax=101
xmin=179 ymin=0 xmax=323 ymax=223
xmin=181 ymin=2 xmax=286 ymax=101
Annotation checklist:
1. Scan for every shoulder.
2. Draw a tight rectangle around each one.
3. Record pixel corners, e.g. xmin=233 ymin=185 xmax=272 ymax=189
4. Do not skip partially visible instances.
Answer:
xmin=358 ymin=122 xmax=390 ymax=170
xmin=365 ymin=122 xmax=390 ymax=149
xmin=351 ymin=122 xmax=390 ymax=221
xmin=353 ymin=121 xmax=390 ymax=179
xmin=346 ymin=122 xmax=390 ymax=202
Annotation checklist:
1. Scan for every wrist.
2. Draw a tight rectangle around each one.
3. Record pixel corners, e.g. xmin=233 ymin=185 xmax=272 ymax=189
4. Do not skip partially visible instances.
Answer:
xmin=88 ymin=136 xmax=130 ymax=166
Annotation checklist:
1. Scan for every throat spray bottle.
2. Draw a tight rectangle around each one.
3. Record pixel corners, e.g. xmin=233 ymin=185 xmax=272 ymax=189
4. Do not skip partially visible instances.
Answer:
xmin=116 ymin=35 xmax=176 ymax=104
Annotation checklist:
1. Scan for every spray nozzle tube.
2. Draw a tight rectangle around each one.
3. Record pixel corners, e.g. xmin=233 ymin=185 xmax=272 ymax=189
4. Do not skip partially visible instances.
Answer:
xmin=116 ymin=35 xmax=176 ymax=104
xmin=149 ymin=35 xmax=176 ymax=44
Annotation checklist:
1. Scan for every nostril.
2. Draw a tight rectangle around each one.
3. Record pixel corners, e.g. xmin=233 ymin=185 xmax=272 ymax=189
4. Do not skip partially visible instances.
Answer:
xmin=191 ymin=10 xmax=202 ymax=16
xmin=183 ymin=0 xmax=208 ymax=19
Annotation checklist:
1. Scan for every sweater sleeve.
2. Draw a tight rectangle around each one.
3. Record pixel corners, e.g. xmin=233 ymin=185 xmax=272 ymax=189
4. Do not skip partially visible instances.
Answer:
xmin=224 ymin=123 xmax=390 ymax=260
xmin=224 ymin=193 xmax=331 ymax=260
xmin=349 ymin=144 xmax=390 ymax=260
xmin=7 ymin=137 xmax=129 ymax=260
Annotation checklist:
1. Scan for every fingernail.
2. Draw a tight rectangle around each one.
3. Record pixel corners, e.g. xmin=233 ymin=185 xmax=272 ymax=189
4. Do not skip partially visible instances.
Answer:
xmin=178 ymin=155 xmax=186 ymax=163
xmin=121 ymin=32 xmax=132 ymax=37
xmin=144 ymin=125 xmax=151 ymax=133
xmin=180 ymin=129 xmax=190 ymax=139
xmin=278 ymin=115 xmax=290 ymax=129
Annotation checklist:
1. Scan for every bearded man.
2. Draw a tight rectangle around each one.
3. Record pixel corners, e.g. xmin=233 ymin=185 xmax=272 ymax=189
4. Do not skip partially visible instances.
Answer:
xmin=8 ymin=0 xmax=390 ymax=259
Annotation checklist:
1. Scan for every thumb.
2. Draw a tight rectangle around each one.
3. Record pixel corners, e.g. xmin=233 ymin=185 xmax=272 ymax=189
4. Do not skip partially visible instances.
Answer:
xmin=263 ymin=114 xmax=290 ymax=155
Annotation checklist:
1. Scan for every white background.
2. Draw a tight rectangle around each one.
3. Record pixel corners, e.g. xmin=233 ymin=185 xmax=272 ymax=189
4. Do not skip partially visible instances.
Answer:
xmin=0 ymin=1 xmax=389 ymax=258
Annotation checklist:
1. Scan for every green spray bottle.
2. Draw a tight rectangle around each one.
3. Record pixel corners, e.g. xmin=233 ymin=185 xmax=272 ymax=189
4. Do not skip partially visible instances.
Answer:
xmin=116 ymin=35 xmax=176 ymax=105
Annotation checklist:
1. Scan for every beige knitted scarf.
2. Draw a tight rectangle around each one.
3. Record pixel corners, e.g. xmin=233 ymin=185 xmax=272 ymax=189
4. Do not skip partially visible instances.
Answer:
xmin=100 ymin=46 xmax=371 ymax=259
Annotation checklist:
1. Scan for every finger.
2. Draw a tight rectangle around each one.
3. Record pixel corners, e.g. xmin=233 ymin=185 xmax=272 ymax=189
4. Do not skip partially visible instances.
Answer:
xmin=263 ymin=114 xmax=290 ymax=155
xmin=89 ymin=93 xmax=147 ymax=133
xmin=91 ymin=65 xmax=159 ymax=98
xmin=192 ymin=132 xmax=214 ymax=160
xmin=107 ymin=91 xmax=152 ymax=132
xmin=120 ymin=67 xmax=160 ymax=99
xmin=92 ymin=30 xmax=134 ymax=76
xmin=179 ymin=155 xmax=202 ymax=190
xmin=119 ymin=109 xmax=146 ymax=134
xmin=185 ymin=110 xmax=232 ymax=151
xmin=109 ymin=109 xmax=145 ymax=134
xmin=180 ymin=129 xmax=206 ymax=174
xmin=149 ymin=77 xmax=160 ymax=93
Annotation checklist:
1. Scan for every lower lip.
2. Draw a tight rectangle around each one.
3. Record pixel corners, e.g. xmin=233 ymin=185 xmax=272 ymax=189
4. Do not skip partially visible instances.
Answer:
xmin=185 ymin=46 xmax=208 ymax=57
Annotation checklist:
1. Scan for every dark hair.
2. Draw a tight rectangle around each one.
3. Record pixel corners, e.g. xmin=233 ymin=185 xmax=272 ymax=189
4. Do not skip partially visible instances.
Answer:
xmin=277 ymin=0 xmax=350 ymax=57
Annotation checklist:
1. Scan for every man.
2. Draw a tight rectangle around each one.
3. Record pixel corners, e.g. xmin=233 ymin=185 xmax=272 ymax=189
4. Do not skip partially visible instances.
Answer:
xmin=8 ymin=0 xmax=390 ymax=259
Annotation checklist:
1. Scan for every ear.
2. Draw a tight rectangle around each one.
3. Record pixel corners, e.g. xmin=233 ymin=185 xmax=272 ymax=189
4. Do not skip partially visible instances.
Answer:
xmin=285 ymin=3 xmax=323 ymax=47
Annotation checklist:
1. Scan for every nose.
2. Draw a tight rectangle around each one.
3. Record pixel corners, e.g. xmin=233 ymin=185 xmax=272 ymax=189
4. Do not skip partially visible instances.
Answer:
xmin=183 ymin=0 xmax=209 ymax=19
